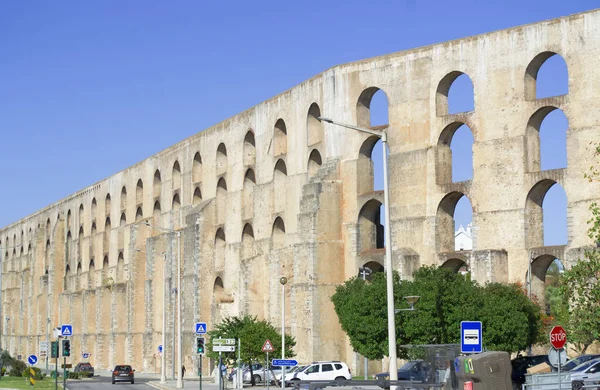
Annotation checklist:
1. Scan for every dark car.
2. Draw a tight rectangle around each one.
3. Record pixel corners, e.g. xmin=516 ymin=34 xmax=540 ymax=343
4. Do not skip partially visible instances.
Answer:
xmin=74 ymin=362 xmax=94 ymax=377
xmin=562 ymin=354 xmax=600 ymax=371
xmin=511 ymin=355 xmax=549 ymax=390
xmin=375 ymin=360 xmax=433 ymax=386
xmin=112 ymin=365 xmax=135 ymax=384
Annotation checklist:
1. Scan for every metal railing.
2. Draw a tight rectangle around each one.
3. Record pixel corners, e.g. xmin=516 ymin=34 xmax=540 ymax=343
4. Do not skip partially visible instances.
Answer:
xmin=289 ymin=379 xmax=444 ymax=390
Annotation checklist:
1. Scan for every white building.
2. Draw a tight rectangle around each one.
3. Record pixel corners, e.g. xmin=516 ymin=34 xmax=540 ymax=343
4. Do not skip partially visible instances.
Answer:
xmin=455 ymin=224 xmax=472 ymax=251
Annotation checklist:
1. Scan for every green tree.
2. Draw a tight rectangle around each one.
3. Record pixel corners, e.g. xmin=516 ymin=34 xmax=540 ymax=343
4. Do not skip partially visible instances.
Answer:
xmin=206 ymin=315 xmax=295 ymax=386
xmin=557 ymin=202 xmax=600 ymax=354
xmin=332 ymin=266 xmax=544 ymax=358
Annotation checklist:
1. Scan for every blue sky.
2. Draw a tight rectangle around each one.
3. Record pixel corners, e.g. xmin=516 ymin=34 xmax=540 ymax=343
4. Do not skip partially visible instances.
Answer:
xmin=1 ymin=1 xmax=594 ymax=246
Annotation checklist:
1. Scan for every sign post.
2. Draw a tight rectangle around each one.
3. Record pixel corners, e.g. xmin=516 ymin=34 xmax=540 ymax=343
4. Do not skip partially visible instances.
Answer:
xmin=550 ymin=326 xmax=567 ymax=390
xmin=262 ymin=340 xmax=275 ymax=390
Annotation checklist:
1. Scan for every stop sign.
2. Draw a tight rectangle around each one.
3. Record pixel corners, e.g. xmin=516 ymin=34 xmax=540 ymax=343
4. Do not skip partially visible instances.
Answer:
xmin=550 ymin=326 xmax=567 ymax=349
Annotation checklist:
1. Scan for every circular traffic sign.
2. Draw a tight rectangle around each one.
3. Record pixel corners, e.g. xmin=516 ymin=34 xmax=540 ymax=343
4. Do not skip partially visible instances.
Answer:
xmin=548 ymin=347 xmax=568 ymax=368
xmin=28 ymin=355 xmax=38 ymax=365
xmin=158 ymin=345 xmax=163 ymax=353
xmin=550 ymin=326 xmax=567 ymax=349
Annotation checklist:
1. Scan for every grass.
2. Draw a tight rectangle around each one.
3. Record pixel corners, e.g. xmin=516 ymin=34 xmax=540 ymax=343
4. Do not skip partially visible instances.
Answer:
xmin=0 ymin=377 xmax=59 ymax=389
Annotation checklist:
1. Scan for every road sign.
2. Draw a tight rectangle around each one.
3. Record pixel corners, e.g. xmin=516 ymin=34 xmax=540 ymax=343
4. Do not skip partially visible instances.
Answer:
xmin=460 ymin=321 xmax=483 ymax=353
xmin=262 ymin=339 xmax=274 ymax=353
xmin=213 ymin=345 xmax=236 ymax=352
xmin=61 ymin=324 xmax=73 ymax=337
xmin=39 ymin=341 xmax=49 ymax=352
xmin=82 ymin=353 xmax=90 ymax=359
xmin=27 ymin=355 xmax=38 ymax=365
xmin=195 ymin=322 xmax=207 ymax=334
xmin=158 ymin=345 xmax=163 ymax=353
xmin=550 ymin=326 xmax=567 ymax=349
xmin=548 ymin=347 xmax=567 ymax=368
xmin=271 ymin=359 xmax=297 ymax=367
xmin=213 ymin=338 xmax=236 ymax=346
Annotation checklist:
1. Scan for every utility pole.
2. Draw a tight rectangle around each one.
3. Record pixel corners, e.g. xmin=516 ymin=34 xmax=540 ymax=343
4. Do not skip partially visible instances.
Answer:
xmin=358 ymin=267 xmax=372 ymax=378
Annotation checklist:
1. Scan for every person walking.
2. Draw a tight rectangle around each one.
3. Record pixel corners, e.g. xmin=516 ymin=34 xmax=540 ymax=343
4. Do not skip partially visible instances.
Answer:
xmin=182 ymin=365 xmax=186 ymax=378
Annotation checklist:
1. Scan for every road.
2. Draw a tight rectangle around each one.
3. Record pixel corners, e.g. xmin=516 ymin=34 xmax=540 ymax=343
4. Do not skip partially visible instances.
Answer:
xmin=65 ymin=376 xmax=154 ymax=390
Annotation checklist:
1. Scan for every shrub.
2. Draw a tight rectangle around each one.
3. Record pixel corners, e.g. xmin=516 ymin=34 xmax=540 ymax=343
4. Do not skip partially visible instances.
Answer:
xmin=9 ymin=359 xmax=27 ymax=377
xmin=68 ymin=372 xmax=81 ymax=379
xmin=1 ymin=367 xmax=6 ymax=376
xmin=50 ymin=370 xmax=61 ymax=378
xmin=22 ymin=366 xmax=44 ymax=380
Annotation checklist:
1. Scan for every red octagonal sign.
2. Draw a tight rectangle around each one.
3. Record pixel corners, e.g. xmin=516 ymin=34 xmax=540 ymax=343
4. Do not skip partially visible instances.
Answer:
xmin=550 ymin=326 xmax=567 ymax=349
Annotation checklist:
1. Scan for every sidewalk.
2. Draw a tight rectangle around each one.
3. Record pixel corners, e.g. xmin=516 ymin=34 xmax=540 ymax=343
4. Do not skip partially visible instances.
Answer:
xmin=147 ymin=378 xmax=259 ymax=390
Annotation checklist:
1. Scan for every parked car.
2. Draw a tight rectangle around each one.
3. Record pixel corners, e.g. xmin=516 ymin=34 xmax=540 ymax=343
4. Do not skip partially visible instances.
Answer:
xmin=276 ymin=365 xmax=307 ymax=381
xmin=374 ymin=360 xmax=433 ymax=385
xmin=510 ymin=355 xmax=549 ymax=390
xmin=243 ymin=363 xmax=283 ymax=383
xmin=563 ymin=354 xmax=600 ymax=371
xmin=73 ymin=362 xmax=94 ymax=377
xmin=570 ymin=358 xmax=600 ymax=389
xmin=283 ymin=361 xmax=351 ymax=384
xmin=112 ymin=365 xmax=135 ymax=384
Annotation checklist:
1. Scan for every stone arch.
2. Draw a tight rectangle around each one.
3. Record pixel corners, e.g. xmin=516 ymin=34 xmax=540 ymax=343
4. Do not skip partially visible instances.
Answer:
xmin=241 ymin=223 xmax=255 ymax=259
xmin=65 ymin=264 xmax=71 ymax=290
xmin=216 ymin=178 xmax=227 ymax=224
xmin=67 ymin=210 xmax=72 ymax=229
xmin=273 ymin=159 xmax=287 ymax=212
xmin=136 ymin=179 xmax=144 ymax=205
xmin=88 ymin=258 xmax=96 ymax=289
xmin=307 ymin=103 xmax=324 ymax=146
xmin=105 ymin=193 xmax=111 ymax=217
xmin=117 ymin=252 xmax=125 ymax=282
xmin=358 ymin=199 xmax=384 ymax=253
xmin=525 ymin=107 xmax=568 ymax=172
xmin=525 ymin=180 xmax=568 ymax=247
xmin=525 ymin=52 xmax=569 ymax=100
xmin=153 ymin=169 xmax=162 ymax=199
xmin=46 ymin=218 xmax=51 ymax=237
xmin=91 ymin=221 xmax=97 ymax=235
xmin=172 ymin=193 xmax=181 ymax=211
xmin=356 ymin=87 xmax=389 ymax=128
xmin=153 ymin=201 xmax=161 ymax=224
xmin=436 ymin=192 xmax=473 ymax=253
xmin=441 ymin=258 xmax=469 ymax=273
xmin=104 ymin=216 xmax=111 ymax=231
xmin=104 ymin=217 xmax=111 ymax=250
xmin=357 ymin=135 xmax=383 ymax=194
xmin=91 ymin=198 xmax=97 ymax=222
xmin=172 ymin=161 xmax=181 ymax=190
xmin=79 ymin=225 xmax=84 ymax=238
xmin=307 ymin=149 xmax=322 ymax=180
xmin=436 ymin=122 xmax=474 ymax=184
xmin=216 ymin=143 xmax=228 ymax=175
xmin=120 ymin=186 xmax=127 ymax=211
xmin=436 ymin=71 xmax=475 ymax=116
xmin=527 ymin=254 xmax=564 ymax=312
xmin=79 ymin=203 xmax=84 ymax=226
xmin=120 ymin=212 xmax=127 ymax=227
xmin=193 ymin=187 xmax=202 ymax=206
xmin=243 ymin=130 xmax=256 ymax=166
xmin=213 ymin=276 xmax=225 ymax=305
xmin=273 ymin=119 xmax=287 ymax=156
xmin=192 ymin=152 xmax=202 ymax=183
xmin=214 ymin=228 xmax=226 ymax=271
xmin=243 ymin=169 xmax=256 ymax=219
xmin=102 ymin=255 xmax=109 ymax=283
xmin=362 ymin=261 xmax=384 ymax=276
xmin=272 ymin=217 xmax=286 ymax=249
xmin=135 ymin=207 xmax=143 ymax=222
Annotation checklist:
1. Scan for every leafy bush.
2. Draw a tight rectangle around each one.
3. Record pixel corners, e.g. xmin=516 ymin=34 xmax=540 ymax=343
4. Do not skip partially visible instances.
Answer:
xmin=1 ymin=367 xmax=5 ymax=376
xmin=9 ymin=359 xmax=27 ymax=377
xmin=51 ymin=370 xmax=61 ymax=378
xmin=22 ymin=366 xmax=44 ymax=380
xmin=68 ymin=371 xmax=81 ymax=379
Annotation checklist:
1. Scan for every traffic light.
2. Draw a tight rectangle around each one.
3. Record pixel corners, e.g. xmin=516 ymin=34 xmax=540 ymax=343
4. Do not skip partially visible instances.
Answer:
xmin=196 ymin=337 xmax=205 ymax=355
xmin=62 ymin=339 xmax=71 ymax=357
xmin=51 ymin=341 xmax=59 ymax=358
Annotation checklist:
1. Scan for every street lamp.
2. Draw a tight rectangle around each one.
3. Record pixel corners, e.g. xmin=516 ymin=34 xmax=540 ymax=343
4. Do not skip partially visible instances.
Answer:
xmin=319 ymin=116 xmax=399 ymax=383
xmin=358 ymin=267 xmax=373 ymax=378
xmin=280 ymin=276 xmax=287 ymax=390
xmin=145 ymin=221 xmax=182 ymax=388
xmin=527 ymin=251 xmax=535 ymax=355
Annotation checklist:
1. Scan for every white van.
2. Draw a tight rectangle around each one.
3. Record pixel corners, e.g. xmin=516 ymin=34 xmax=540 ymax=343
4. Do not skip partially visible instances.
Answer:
xmin=283 ymin=361 xmax=351 ymax=384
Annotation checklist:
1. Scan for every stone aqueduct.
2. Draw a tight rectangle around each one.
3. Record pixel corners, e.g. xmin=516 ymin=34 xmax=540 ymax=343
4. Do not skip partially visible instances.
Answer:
xmin=1 ymin=9 xmax=600 ymax=374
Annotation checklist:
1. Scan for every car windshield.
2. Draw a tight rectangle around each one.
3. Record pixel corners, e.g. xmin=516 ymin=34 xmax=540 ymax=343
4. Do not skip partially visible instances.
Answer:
xmin=571 ymin=359 xmax=600 ymax=372
xmin=399 ymin=361 xmax=418 ymax=371
xmin=116 ymin=366 xmax=131 ymax=371
xmin=564 ymin=356 xmax=600 ymax=371
xmin=290 ymin=365 xmax=306 ymax=373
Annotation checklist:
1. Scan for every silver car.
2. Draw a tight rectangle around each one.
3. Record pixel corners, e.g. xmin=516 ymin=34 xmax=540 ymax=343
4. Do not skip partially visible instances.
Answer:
xmin=243 ymin=364 xmax=283 ymax=383
xmin=570 ymin=358 xmax=600 ymax=389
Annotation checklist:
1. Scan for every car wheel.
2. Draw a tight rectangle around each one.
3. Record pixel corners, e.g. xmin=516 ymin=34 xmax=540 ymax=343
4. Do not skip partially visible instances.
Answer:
xmin=335 ymin=377 xmax=346 ymax=381
xmin=131 ymin=380 xmax=134 ymax=384
xmin=253 ymin=374 xmax=261 ymax=383
xmin=112 ymin=381 xmax=116 ymax=385
xmin=572 ymin=381 xmax=583 ymax=390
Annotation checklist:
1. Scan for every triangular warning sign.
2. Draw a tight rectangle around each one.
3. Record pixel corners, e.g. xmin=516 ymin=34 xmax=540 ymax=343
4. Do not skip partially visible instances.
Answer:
xmin=262 ymin=339 xmax=274 ymax=352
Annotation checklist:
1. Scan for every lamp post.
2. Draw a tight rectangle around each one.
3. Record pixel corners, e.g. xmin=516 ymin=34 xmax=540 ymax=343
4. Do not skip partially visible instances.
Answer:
xmin=319 ymin=116 xmax=399 ymax=383
xmin=4 ymin=316 xmax=10 ymax=352
xmin=527 ymin=251 xmax=534 ymax=355
xmin=279 ymin=276 xmax=287 ymax=390
xmin=145 ymin=221 xmax=182 ymax=388
xmin=46 ymin=317 xmax=51 ymax=372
